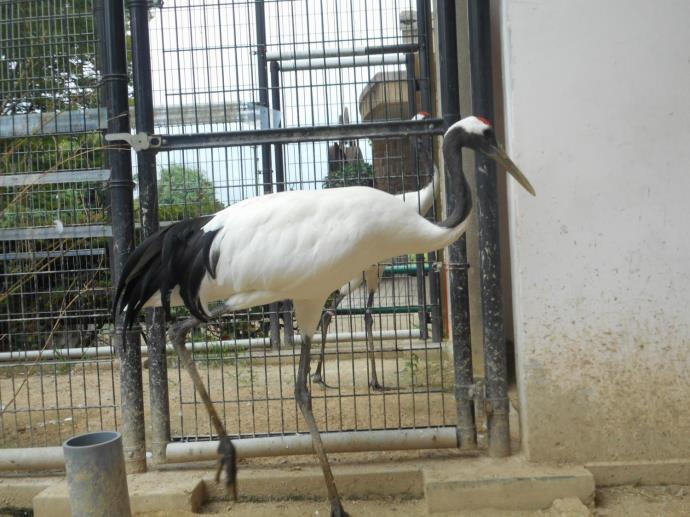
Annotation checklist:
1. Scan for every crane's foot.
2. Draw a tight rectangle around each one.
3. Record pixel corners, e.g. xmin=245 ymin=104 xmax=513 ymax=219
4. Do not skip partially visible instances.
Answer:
xmin=312 ymin=371 xmax=338 ymax=389
xmin=330 ymin=501 xmax=349 ymax=517
xmin=369 ymin=379 xmax=396 ymax=392
xmin=215 ymin=436 xmax=238 ymax=501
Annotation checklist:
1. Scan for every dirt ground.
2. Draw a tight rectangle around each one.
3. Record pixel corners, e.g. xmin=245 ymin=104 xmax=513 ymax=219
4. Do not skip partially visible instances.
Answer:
xmin=4 ymin=345 xmax=690 ymax=516
xmin=0 ymin=343 xmax=454 ymax=448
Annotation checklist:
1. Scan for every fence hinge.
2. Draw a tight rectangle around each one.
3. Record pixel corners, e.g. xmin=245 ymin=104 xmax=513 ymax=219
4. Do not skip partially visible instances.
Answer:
xmin=455 ymin=379 xmax=485 ymax=402
xmin=470 ymin=379 xmax=486 ymax=402
xmin=105 ymin=132 xmax=162 ymax=152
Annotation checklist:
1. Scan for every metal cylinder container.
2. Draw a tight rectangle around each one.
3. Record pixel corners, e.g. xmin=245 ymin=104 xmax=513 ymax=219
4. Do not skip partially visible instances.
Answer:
xmin=63 ymin=431 xmax=132 ymax=517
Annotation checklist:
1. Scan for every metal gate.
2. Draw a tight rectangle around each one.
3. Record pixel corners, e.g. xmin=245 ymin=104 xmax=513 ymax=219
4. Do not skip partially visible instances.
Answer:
xmin=1 ymin=0 xmax=512 ymax=471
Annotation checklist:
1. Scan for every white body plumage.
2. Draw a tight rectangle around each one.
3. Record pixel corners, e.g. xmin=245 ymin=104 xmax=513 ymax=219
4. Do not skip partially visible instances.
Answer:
xmin=143 ymin=185 xmax=463 ymax=337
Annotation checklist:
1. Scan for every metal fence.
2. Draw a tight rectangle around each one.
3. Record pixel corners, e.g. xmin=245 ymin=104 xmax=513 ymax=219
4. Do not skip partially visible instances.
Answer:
xmin=1 ymin=0 xmax=510 ymax=469
xmin=0 ymin=0 xmax=119 ymax=449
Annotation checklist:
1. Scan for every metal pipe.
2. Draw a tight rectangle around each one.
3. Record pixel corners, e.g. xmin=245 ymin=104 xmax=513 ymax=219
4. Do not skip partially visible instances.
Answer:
xmin=0 ymin=446 xmax=64 ymax=471
xmin=405 ymin=52 xmax=430 ymax=340
xmin=145 ymin=309 xmax=170 ymax=465
xmin=166 ymin=428 xmax=458 ymax=463
xmin=101 ymin=0 xmax=147 ymax=473
xmin=0 ymin=329 xmax=418 ymax=363
xmin=417 ymin=0 xmax=443 ymax=344
xmin=255 ymin=0 xmax=281 ymax=350
xmin=280 ymin=54 xmax=406 ymax=72
xmin=270 ymin=61 xmax=286 ymax=192
xmin=128 ymin=0 xmax=170 ymax=467
xmin=255 ymin=0 xmax=273 ymax=195
xmin=467 ymin=0 xmax=511 ymax=458
xmin=63 ymin=431 xmax=132 ymax=516
xmin=266 ymin=43 xmax=419 ymax=61
xmin=436 ymin=0 xmax=477 ymax=450
xmin=0 ymin=427 xmax=458 ymax=472
xmin=156 ymin=118 xmax=446 ymax=152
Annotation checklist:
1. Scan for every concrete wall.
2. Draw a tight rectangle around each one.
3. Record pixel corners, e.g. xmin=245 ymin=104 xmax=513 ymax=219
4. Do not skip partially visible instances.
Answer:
xmin=500 ymin=0 xmax=690 ymax=463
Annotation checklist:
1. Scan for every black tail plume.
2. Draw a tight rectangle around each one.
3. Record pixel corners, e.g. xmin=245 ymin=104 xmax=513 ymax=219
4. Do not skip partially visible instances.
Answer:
xmin=112 ymin=215 xmax=222 ymax=330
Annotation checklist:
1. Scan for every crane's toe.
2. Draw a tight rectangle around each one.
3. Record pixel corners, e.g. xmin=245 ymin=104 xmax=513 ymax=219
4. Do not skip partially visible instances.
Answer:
xmin=369 ymin=380 xmax=384 ymax=391
xmin=369 ymin=379 xmax=396 ymax=392
xmin=311 ymin=372 xmax=338 ymax=389
xmin=331 ymin=501 xmax=349 ymax=517
xmin=215 ymin=436 xmax=238 ymax=501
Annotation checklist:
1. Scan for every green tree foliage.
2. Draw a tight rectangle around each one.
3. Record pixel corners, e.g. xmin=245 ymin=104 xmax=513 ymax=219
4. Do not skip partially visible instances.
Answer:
xmin=0 ymin=1 xmax=109 ymax=351
xmin=135 ymin=165 xmax=224 ymax=223
xmin=1 ymin=0 xmax=106 ymax=230
xmin=0 ymin=0 xmax=101 ymax=115
xmin=323 ymin=160 xmax=374 ymax=189
xmin=1 ymin=135 xmax=107 ymax=229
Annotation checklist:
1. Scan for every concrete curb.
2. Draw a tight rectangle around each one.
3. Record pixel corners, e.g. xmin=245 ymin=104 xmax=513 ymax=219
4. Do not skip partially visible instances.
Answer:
xmin=0 ymin=455 xmax=598 ymax=515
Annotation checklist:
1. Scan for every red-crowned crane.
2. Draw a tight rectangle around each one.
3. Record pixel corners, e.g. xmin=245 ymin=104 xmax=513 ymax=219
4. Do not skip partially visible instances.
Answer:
xmin=313 ymin=112 xmax=439 ymax=390
xmin=113 ymin=116 xmax=534 ymax=517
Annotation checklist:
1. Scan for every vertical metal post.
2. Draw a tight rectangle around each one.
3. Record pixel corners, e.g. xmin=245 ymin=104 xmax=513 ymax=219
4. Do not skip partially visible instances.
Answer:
xmin=417 ymin=0 xmax=443 ymax=343
xmin=405 ymin=53 xmax=429 ymax=340
xmin=270 ymin=60 xmax=295 ymax=347
xmin=468 ymin=0 xmax=511 ymax=457
xmin=436 ymin=0 xmax=477 ymax=449
xmin=255 ymin=0 xmax=281 ymax=349
xmin=128 ymin=0 xmax=170 ymax=465
xmin=101 ymin=0 xmax=147 ymax=472
xmin=270 ymin=61 xmax=286 ymax=192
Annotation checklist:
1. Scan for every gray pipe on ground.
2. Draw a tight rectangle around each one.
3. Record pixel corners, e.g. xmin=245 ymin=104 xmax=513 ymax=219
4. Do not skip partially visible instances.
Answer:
xmin=63 ymin=431 xmax=131 ymax=516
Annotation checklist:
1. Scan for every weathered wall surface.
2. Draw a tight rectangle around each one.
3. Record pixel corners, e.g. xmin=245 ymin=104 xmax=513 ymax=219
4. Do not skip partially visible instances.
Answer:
xmin=500 ymin=0 xmax=690 ymax=463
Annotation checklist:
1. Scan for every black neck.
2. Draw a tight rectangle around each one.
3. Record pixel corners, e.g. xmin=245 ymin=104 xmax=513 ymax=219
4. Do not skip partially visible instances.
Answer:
xmin=439 ymin=128 xmax=472 ymax=229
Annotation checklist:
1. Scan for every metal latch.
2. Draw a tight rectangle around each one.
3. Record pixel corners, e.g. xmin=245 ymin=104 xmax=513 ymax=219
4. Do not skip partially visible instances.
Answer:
xmin=455 ymin=380 xmax=485 ymax=402
xmin=105 ymin=132 xmax=163 ymax=152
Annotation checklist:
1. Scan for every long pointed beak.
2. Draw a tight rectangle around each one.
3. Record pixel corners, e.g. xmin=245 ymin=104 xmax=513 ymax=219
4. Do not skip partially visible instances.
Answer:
xmin=485 ymin=144 xmax=536 ymax=196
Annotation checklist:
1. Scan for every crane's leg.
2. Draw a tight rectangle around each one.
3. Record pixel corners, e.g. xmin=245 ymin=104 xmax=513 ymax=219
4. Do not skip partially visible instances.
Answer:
xmin=296 ymin=334 xmax=348 ymax=517
xmin=167 ymin=308 xmax=237 ymax=501
xmin=312 ymin=292 xmax=344 ymax=389
xmin=363 ymin=290 xmax=394 ymax=392
xmin=363 ymin=290 xmax=383 ymax=391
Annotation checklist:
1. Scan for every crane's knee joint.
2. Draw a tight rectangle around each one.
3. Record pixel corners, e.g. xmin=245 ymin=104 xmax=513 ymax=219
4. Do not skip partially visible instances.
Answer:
xmin=294 ymin=382 xmax=312 ymax=410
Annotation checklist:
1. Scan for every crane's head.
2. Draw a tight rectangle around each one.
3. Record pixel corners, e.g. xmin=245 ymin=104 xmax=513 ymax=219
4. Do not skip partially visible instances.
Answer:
xmin=445 ymin=116 xmax=536 ymax=196
xmin=412 ymin=111 xmax=431 ymax=121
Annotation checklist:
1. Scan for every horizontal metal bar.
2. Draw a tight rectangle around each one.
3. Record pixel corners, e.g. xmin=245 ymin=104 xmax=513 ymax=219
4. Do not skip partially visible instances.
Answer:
xmin=0 ymin=225 xmax=112 ymax=241
xmin=0 ymin=169 xmax=110 ymax=187
xmin=0 ymin=446 xmax=65 ymax=472
xmin=266 ymin=43 xmax=419 ymax=61
xmin=280 ymin=54 xmax=406 ymax=72
xmin=166 ymin=428 xmax=458 ymax=463
xmin=0 ymin=108 xmax=107 ymax=138
xmin=0 ymin=428 xmax=458 ymax=471
xmin=0 ymin=247 xmax=107 ymax=261
xmin=0 ymin=103 xmax=277 ymax=139
xmin=384 ymin=264 xmax=431 ymax=276
xmin=0 ymin=329 xmax=416 ymax=363
xmin=157 ymin=118 xmax=445 ymax=152
xmin=334 ymin=305 xmax=425 ymax=316
xmin=150 ymin=102 xmax=280 ymax=129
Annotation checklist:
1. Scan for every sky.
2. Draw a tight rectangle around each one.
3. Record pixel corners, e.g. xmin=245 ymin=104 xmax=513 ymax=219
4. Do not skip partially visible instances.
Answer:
xmin=135 ymin=0 xmax=422 ymax=207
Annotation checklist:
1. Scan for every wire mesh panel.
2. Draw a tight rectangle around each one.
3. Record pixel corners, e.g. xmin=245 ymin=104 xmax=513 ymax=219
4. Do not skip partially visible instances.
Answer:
xmin=0 ymin=0 xmax=119 ymax=448
xmin=0 ymin=0 xmax=454 ymax=451
xmin=146 ymin=0 xmax=451 ymax=443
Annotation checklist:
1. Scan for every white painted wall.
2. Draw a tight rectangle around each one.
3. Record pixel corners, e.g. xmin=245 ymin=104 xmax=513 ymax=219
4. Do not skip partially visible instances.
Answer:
xmin=501 ymin=0 xmax=690 ymax=463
